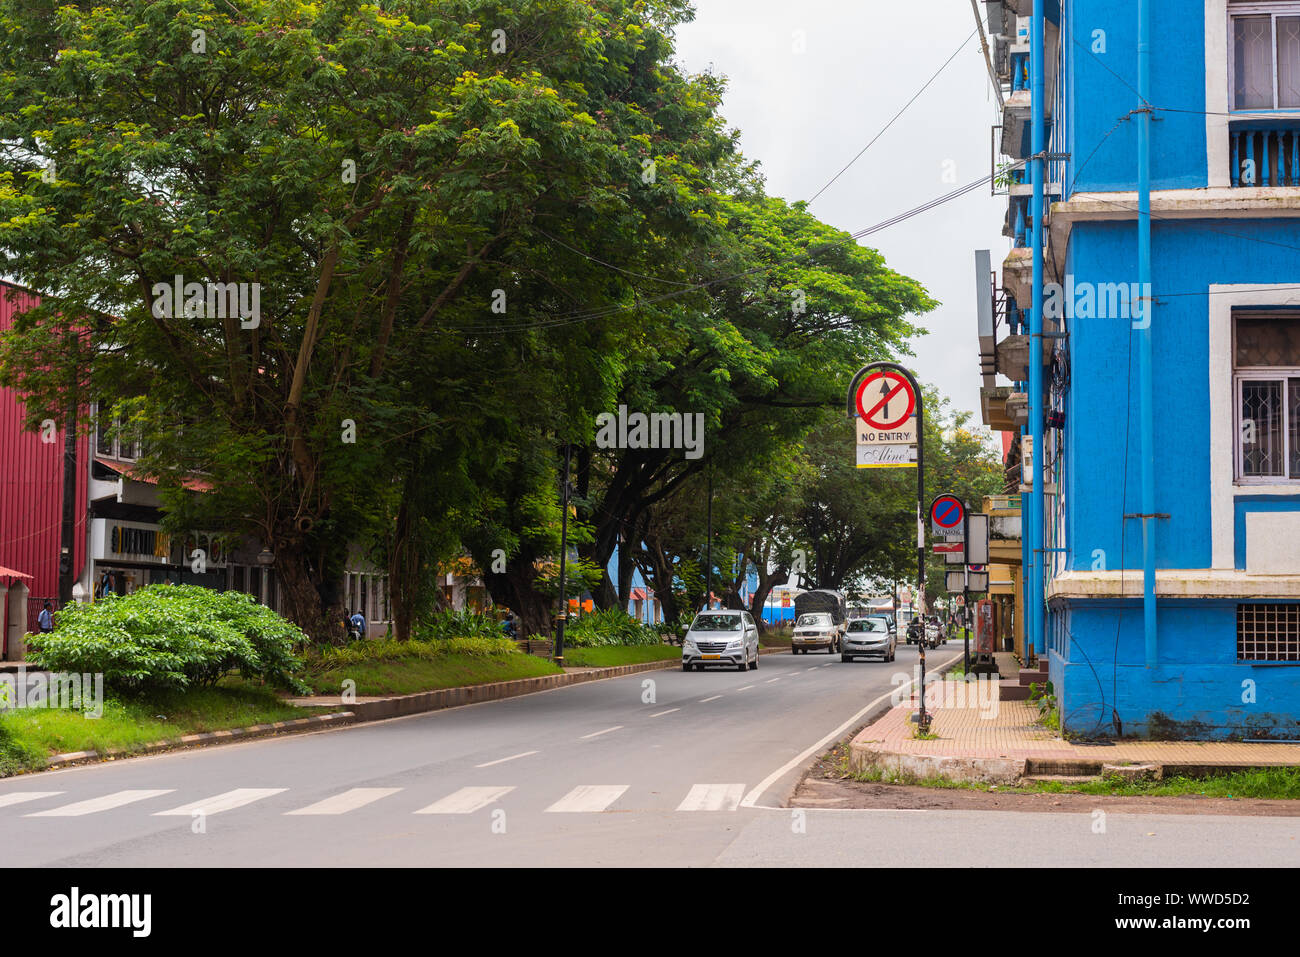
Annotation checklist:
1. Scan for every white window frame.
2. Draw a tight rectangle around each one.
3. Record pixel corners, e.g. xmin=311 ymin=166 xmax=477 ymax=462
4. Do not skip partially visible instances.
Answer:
xmin=1232 ymin=313 xmax=1300 ymax=484
xmin=91 ymin=400 xmax=140 ymax=462
xmin=1228 ymin=1 xmax=1300 ymax=111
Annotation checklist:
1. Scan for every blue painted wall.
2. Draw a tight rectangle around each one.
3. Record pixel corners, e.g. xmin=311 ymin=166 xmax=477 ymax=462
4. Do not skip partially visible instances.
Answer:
xmin=1051 ymin=600 xmax=1300 ymax=739
xmin=1038 ymin=0 xmax=1300 ymax=737
xmin=1064 ymin=0 xmax=1208 ymax=194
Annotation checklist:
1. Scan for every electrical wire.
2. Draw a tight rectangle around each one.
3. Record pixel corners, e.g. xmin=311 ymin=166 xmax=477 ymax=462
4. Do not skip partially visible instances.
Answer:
xmin=806 ymin=26 xmax=980 ymax=207
xmin=439 ymin=163 xmax=1024 ymax=336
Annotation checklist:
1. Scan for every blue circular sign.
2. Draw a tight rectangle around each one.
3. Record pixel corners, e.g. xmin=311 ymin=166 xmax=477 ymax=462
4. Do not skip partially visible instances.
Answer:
xmin=931 ymin=496 xmax=964 ymax=530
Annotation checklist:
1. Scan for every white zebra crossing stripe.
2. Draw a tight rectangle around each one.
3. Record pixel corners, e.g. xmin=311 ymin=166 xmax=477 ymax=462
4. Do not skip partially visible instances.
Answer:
xmin=29 ymin=790 xmax=175 ymax=817
xmin=415 ymin=786 xmax=514 ymax=814
xmin=285 ymin=788 xmax=403 ymax=816
xmin=545 ymin=785 xmax=628 ymax=813
xmin=676 ymin=784 xmax=744 ymax=812
xmin=0 ymin=792 xmax=63 ymax=810
xmin=154 ymin=788 xmax=287 ymax=816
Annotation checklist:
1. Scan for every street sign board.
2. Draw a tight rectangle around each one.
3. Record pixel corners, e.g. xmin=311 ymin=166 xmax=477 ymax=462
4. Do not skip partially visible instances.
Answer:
xmin=933 ymin=541 xmax=964 ymax=554
xmin=856 ymin=417 xmax=918 ymax=445
xmin=855 ymin=370 xmax=917 ymax=433
xmin=856 ymin=444 xmax=917 ymax=469
xmin=930 ymin=495 xmax=965 ymax=537
xmin=945 ymin=547 xmax=966 ymax=564
xmin=965 ymin=514 xmax=990 ymax=565
xmin=946 ymin=569 xmax=990 ymax=592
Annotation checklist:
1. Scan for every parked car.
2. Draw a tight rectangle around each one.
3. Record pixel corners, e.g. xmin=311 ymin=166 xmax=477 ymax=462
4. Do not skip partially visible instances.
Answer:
xmin=682 ymin=610 xmax=760 ymax=672
xmin=842 ymin=616 xmax=896 ymax=662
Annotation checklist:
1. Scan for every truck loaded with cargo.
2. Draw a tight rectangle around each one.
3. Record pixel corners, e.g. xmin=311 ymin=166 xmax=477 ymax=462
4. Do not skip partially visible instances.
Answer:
xmin=791 ymin=589 xmax=847 ymax=654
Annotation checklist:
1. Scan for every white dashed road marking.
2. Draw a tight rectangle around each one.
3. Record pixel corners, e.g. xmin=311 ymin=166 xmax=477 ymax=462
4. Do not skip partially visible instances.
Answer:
xmin=475 ymin=751 xmax=538 ymax=768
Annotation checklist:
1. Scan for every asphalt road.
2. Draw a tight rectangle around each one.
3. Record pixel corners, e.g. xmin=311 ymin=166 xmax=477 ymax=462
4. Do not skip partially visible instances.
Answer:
xmin=3 ymin=644 xmax=1298 ymax=867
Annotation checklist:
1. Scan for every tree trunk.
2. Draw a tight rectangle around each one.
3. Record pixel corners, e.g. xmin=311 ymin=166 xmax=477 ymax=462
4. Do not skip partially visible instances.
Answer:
xmin=481 ymin=552 xmax=551 ymax=638
xmin=275 ymin=545 xmax=334 ymax=642
xmin=388 ymin=496 xmax=418 ymax=641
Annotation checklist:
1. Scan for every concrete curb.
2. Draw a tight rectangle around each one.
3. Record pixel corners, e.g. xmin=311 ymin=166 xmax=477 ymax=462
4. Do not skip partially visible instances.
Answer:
xmin=42 ymin=711 xmax=357 ymax=771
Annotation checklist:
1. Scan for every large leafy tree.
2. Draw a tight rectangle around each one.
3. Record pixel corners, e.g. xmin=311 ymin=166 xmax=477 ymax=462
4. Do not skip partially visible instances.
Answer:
xmin=0 ymin=0 xmax=726 ymax=636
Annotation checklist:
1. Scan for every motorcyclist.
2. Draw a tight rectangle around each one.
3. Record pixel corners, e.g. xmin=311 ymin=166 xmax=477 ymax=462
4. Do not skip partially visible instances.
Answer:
xmin=348 ymin=608 xmax=367 ymax=639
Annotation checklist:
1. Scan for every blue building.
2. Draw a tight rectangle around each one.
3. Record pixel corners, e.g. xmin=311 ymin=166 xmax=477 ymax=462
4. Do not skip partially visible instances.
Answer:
xmin=975 ymin=0 xmax=1300 ymax=738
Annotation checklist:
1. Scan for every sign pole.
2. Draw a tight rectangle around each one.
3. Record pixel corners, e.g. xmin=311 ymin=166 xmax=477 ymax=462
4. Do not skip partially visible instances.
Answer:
xmin=963 ymin=572 xmax=971 ymax=675
xmin=915 ymin=391 xmax=927 ymax=733
xmin=847 ymin=361 xmax=926 ymax=732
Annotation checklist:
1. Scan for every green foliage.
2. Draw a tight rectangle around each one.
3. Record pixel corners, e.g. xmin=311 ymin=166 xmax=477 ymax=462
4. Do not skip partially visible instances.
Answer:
xmin=563 ymin=609 xmax=663 ymax=647
xmin=25 ymin=585 xmax=307 ymax=694
xmin=411 ymin=609 xmax=506 ymax=642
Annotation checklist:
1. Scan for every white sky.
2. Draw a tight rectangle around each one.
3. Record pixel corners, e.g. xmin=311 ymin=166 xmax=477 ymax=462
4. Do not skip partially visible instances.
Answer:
xmin=674 ymin=0 xmax=1009 ymax=420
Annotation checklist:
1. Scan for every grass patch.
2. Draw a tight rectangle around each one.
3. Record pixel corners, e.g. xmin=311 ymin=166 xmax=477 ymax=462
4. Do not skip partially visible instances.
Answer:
xmin=760 ymin=625 xmax=792 ymax=647
xmin=851 ymin=763 xmax=1300 ymax=800
xmin=0 ymin=685 xmax=326 ymax=775
xmin=562 ymin=645 xmax=680 ymax=667
xmin=300 ymin=645 xmax=562 ymax=696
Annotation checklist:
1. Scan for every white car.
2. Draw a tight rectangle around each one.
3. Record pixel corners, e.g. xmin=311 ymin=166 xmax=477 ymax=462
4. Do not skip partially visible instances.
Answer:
xmin=682 ymin=610 xmax=760 ymax=672
xmin=791 ymin=612 xmax=841 ymax=655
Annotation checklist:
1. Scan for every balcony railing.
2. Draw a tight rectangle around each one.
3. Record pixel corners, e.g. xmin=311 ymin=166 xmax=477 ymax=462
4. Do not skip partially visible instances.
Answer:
xmin=1230 ymin=124 xmax=1300 ymax=187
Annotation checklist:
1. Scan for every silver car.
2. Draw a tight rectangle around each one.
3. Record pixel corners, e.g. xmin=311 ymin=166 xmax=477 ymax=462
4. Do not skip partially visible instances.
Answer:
xmin=683 ymin=610 xmax=760 ymax=672
xmin=841 ymin=616 xmax=896 ymax=662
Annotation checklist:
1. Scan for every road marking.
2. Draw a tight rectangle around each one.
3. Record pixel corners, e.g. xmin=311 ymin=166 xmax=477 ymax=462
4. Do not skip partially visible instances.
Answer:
xmin=735 ymin=685 xmax=753 ymax=691
xmin=741 ymin=650 xmax=963 ymax=809
xmin=580 ymin=725 xmax=623 ymax=739
xmin=475 ymin=750 xmax=538 ymax=768
xmin=677 ymin=783 xmax=745 ymax=812
xmin=765 ymin=677 xmax=781 ymax=683
xmin=285 ymin=788 xmax=403 ymax=816
xmin=649 ymin=708 xmax=680 ymax=717
xmin=415 ymin=786 xmax=514 ymax=814
xmin=30 ymin=789 xmax=175 ymax=818
xmin=154 ymin=788 xmax=287 ymax=817
xmin=545 ymin=785 xmax=628 ymax=813
xmin=699 ymin=695 xmax=722 ymax=703
xmin=0 ymin=792 xmax=63 ymax=810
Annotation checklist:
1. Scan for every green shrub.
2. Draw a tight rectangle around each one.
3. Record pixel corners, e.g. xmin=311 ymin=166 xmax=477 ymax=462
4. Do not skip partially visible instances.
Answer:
xmin=26 ymin=584 xmax=308 ymax=695
xmin=302 ymin=635 xmax=520 ymax=675
xmin=564 ymin=609 xmax=662 ymax=647
xmin=413 ymin=609 xmax=505 ymax=642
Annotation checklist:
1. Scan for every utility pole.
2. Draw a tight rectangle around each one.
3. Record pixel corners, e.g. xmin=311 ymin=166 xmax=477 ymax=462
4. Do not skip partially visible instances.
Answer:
xmin=553 ymin=445 xmax=572 ymax=666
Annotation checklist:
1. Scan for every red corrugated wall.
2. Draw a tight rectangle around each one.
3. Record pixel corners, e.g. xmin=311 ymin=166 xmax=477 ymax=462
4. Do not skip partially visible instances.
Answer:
xmin=0 ymin=282 xmax=89 ymax=609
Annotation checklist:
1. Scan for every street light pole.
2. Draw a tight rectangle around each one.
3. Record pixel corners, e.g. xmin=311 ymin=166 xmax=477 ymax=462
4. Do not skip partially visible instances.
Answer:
xmin=704 ymin=467 xmax=713 ymax=609
xmin=553 ymin=445 xmax=572 ymax=666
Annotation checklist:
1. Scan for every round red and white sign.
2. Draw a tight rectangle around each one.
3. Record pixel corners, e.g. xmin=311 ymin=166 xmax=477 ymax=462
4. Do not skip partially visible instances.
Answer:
xmin=855 ymin=371 xmax=916 ymax=431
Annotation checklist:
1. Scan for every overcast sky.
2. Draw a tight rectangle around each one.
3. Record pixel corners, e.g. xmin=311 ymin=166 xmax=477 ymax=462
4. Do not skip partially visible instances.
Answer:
xmin=673 ymin=0 xmax=1008 ymax=421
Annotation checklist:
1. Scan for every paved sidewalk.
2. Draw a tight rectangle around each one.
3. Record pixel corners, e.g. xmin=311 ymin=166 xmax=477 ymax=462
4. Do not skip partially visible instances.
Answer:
xmin=850 ymin=681 xmax=1300 ymax=783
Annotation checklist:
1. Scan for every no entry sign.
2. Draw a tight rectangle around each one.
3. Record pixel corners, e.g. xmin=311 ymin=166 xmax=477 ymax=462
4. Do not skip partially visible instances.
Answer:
xmin=930 ymin=495 xmax=964 ymax=537
xmin=855 ymin=370 xmax=917 ymax=434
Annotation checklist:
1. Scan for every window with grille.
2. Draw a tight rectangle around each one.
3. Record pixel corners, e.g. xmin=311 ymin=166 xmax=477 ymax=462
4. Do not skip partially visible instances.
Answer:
xmin=1238 ymin=603 xmax=1300 ymax=660
xmin=1234 ymin=312 xmax=1300 ymax=482
xmin=1231 ymin=2 xmax=1300 ymax=109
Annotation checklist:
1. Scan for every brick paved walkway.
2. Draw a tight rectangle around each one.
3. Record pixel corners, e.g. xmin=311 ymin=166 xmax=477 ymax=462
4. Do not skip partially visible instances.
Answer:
xmin=860 ymin=682 xmax=1300 ymax=766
